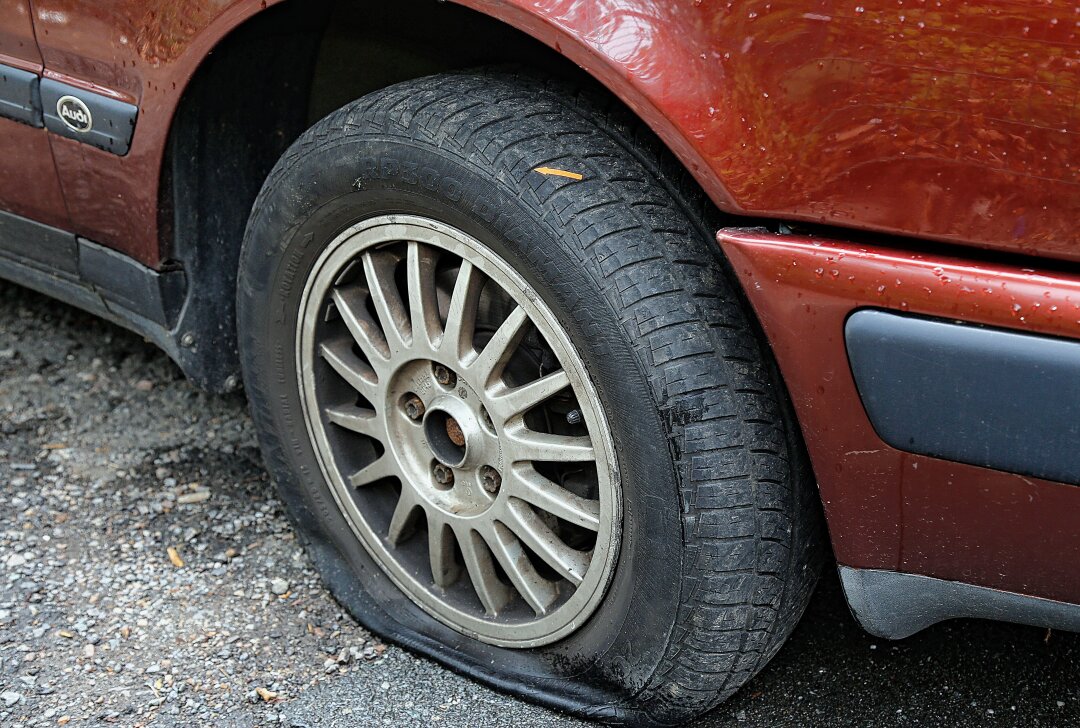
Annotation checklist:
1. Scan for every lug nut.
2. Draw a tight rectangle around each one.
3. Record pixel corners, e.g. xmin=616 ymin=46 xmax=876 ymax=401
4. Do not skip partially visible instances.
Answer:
xmin=433 ymin=463 xmax=454 ymax=486
xmin=479 ymin=465 xmax=502 ymax=495
xmin=433 ymin=364 xmax=457 ymax=387
xmin=403 ymin=394 xmax=425 ymax=421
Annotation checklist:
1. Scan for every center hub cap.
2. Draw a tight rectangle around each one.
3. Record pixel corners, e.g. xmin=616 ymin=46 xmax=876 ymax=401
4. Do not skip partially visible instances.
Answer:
xmin=423 ymin=395 xmax=482 ymax=469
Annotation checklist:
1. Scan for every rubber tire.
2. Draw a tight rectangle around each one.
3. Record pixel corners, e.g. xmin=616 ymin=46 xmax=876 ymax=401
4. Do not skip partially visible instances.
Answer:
xmin=237 ymin=71 xmax=822 ymax=726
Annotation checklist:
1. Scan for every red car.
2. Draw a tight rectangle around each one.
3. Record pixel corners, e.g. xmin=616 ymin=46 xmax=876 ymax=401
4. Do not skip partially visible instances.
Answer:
xmin=2 ymin=1 xmax=1077 ymax=724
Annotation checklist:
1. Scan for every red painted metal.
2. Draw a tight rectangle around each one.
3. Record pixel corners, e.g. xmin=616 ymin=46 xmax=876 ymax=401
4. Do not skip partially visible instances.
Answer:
xmin=0 ymin=1 xmax=68 ymax=229
xmin=719 ymin=228 xmax=1080 ymax=604
xmin=28 ymin=0 xmax=286 ymax=264
xmin=14 ymin=0 xmax=1080 ymax=265
xmin=458 ymin=0 xmax=1080 ymax=260
xmin=0 ymin=0 xmax=39 ymax=70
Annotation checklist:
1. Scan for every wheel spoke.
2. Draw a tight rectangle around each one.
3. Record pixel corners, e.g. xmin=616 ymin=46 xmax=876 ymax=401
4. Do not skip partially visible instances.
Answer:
xmin=386 ymin=489 xmax=420 ymax=545
xmin=484 ymin=523 xmax=559 ymax=616
xmin=456 ymin=527 xmax=512 ymax=616
xmin=505 ymin=427 xmax=595 ymax=463
xmin=502 ymin=500 xmax=590 ymax=586
xmin=325 ymin=405 xmax=380 ymax=439
xmin=489 ymin=370 xmax=570 ymax=420
xmin=348 ymin=455 xmax=397 ymax=487
xmin=469 ymin=306 xmax=529 ymax=386
xmin=330 ymin=288 xmax=391 ymax=367
xmin=428 ymin=517 xmax=460 ymax=588
xmin=362 ymin=251 xmax=410 ymax=353
xmin=440 ymin=260 xmax=483 ymax=362
xmin=507 ymin=465 xmax=600 ymax=531
xmin=319 ymin=340 xmax=379 ymax=400
xmin=407 ymin=242 xmax=441 ymax=352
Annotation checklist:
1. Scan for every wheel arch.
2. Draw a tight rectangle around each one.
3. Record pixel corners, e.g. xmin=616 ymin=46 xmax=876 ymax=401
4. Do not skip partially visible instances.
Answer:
xmin=159 ymin=0 xmax=744 ymax=393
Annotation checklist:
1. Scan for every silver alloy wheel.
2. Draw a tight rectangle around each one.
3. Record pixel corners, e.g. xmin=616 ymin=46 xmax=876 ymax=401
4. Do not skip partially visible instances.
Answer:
xmin=296 ymin=215 xmax=620 ymax=647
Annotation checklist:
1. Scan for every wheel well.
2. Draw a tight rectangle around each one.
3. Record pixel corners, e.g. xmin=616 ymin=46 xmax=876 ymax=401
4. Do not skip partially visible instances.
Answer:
xmin=159 ymin=0 xmax=587 ymax=391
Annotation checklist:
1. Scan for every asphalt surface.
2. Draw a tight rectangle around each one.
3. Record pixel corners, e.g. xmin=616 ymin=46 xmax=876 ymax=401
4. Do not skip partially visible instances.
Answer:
xmin=1 ymin=279 xmax=1078 ymax=727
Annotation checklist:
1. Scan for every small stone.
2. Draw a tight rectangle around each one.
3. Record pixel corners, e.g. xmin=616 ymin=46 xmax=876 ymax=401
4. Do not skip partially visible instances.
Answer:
xmin=135 ymin=379 xmax=154 ymax=391
xmin=6 ymin=553 xmax=26 ymax=568
xmin=1 ymin=691 xmax=21 ymax=707
xmin=269 ymin=578 xmax=289 ymax=596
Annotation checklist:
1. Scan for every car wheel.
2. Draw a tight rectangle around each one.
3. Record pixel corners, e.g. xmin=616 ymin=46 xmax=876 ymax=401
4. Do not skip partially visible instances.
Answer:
xmin=237 ymin=71 xmax=822 ymax=725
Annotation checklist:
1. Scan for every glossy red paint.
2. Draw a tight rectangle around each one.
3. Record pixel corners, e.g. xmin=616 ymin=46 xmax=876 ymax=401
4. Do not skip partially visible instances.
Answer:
xmin=718 ymin=228 xmax=1080 ymax=603
xmin=28 ymin=0 xmax=287 ymax=263
xmin=13 ymin=0 xmax=1080 ymax=265
xmin=0 ymin=0 xmax=39 ymax=70
xmin=0 ymin=1 xmax=68 ymax=229
xmin=459 ymin=0 xmax=1080 ymax=259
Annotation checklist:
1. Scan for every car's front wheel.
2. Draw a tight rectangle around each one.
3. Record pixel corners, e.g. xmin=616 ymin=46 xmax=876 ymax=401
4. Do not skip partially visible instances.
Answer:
xmin=237 ymin=71 xmax=821 ymax=725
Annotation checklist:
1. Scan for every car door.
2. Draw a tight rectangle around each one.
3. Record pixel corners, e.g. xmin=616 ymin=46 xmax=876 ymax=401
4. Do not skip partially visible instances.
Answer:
xmin=0 ymin=0 xmax=71 ymax=250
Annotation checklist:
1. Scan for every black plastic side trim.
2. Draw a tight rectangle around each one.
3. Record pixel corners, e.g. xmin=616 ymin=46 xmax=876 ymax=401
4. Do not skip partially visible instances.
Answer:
xmin=0 ymin=250 xmax=179 ymax=368
xmin=40 ymin=78 xmax=137 ymax=155
xmin=846 ymin=309 xmax=1080 ymax=485
xmin=839 ymin=566 xmax=1080 ymax=639
xmin=0 ymin=210 xmax=77 ymax=274
xmin=78 ymin=239 xmax=186 ymax=329
xmin=0 ymin=210 xmax=189 ymax=368
xmin=0 ymin=64 xmax=41 ymax=127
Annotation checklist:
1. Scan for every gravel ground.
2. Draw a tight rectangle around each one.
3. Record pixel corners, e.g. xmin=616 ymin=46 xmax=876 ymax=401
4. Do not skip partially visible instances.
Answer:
xmin=2 ymin=280 xmax=1079 ymax=728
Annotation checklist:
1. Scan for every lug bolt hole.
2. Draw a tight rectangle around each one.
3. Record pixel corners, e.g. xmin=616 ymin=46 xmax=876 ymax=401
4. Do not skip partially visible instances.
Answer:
xmin=432 ymin=363 xmax=457 ymax=388
xmin=402 ymin=393 xmax=425 ymax=421
xmin=479 ymin=465 xmax=502 ymax=495
xmin=480 ymin=406 xmax=495 ymax=433
xmin=432 ymin=463 xmax=455 ymax=490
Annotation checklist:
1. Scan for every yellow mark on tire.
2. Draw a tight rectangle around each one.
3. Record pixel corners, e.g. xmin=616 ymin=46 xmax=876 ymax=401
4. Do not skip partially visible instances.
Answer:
xmin=534 ymin=166 xmax=583 ymax=181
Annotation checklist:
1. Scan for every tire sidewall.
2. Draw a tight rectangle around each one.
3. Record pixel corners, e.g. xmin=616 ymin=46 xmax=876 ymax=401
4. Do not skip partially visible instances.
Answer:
xmin=238 ymin=134 xmax=685 ymax=708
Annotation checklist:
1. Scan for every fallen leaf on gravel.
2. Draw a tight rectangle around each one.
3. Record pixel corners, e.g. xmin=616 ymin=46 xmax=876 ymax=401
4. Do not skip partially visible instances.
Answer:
xmin=166 ymin=546 xmax=184 ymax=568
xmin=57 ymin=717 xmax=70 ymax=726
xmin=255 ymin=687 xmax=278 ymax=702
xmin=176 ymin=490 xmax=210 ymax=505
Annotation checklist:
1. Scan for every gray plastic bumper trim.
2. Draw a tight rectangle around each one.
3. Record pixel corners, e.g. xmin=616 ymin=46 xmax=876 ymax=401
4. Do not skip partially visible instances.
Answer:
xmin=839 ymin=566 xmax=1080 ymax=639
xmin=846 ymin=309 xmax=1080 ymax=485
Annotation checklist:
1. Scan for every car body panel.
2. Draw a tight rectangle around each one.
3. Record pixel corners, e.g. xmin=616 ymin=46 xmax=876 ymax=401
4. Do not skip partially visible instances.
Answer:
xmin=28 ymin=0 xmax=286 ymax=264
xmin=0 ymin=1 xmax=68 ymax=230
xmin=718 ymin=228 xmax=1080 ymax=605
xmin=459 ymin=0 xmax=1080 ymax=260
xmin=16 ymin=0 xmax=1080 ymax=266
